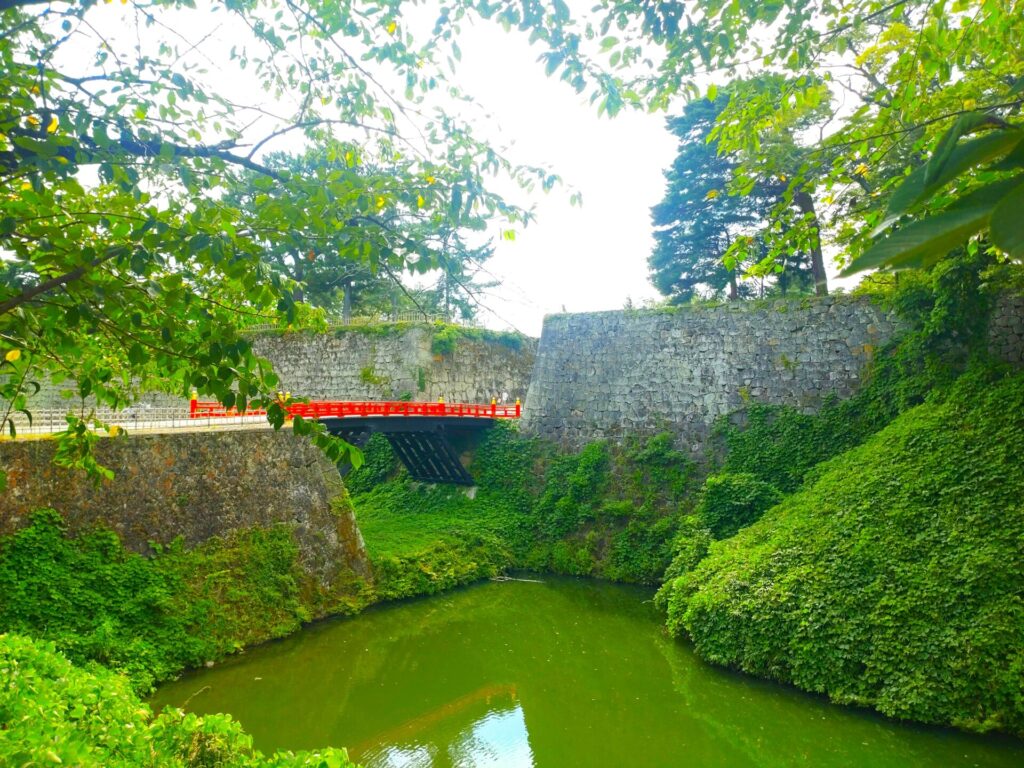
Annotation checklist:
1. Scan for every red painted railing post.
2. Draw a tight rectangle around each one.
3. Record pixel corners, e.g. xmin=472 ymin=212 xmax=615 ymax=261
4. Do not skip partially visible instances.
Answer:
xmin=491 ymin=397 xmax=497 ymax=417
xmin=189 ymin=392 xmax=198 ymax=418
xmin=515 ymin=398 xmax=521 ymax=418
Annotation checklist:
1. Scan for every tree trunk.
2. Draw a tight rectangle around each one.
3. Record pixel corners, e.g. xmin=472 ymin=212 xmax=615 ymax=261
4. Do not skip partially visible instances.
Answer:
xmin=293 ymin=259 xmax=305 ymax=304
xmin=342 ymin=278 xmax=352 ymax=322
xmin=794 ymin=190 xmax=828 ymax=296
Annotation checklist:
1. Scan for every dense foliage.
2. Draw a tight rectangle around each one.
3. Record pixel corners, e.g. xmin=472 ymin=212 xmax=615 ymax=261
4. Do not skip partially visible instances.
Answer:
xmin=0 ymin=0 xmax=559 ymax=485
xmin=0 ymin=510 xmax=367 ymax=692
xmin=0 ymin=633 xmax=357 ymax=767
xmin=649 ymin=88 xmax=819 ymax=302
xmin=695 ymin=473 xmax=782 ymax=540
xmin=661 ymin=368 xmax=1024 ymax=735
xmin=351 ymin=424 xmax=694 ymax=592
xmin=515 ymin=1 xmax=1024 ymax=277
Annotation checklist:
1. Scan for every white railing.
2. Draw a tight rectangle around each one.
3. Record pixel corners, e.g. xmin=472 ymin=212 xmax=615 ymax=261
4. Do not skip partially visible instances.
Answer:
xmin=3 ymin=405 xmax=272 ymax=437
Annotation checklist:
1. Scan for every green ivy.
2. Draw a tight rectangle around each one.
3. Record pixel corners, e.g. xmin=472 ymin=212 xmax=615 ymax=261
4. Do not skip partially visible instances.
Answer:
xmin=662 ymin=367 xmax=1024 ymax=736
xmin=0 ymin=511 xmax=367 ymax=693
xmin=0 ymin=633 xmax=357 ymax=767
xmin=350 ymin=425 xmax=693 ymax=589
xmin=430 ymin=322 xmax=528 ymax=356
xmin=696 ymin=473 xmax=783 ymax=539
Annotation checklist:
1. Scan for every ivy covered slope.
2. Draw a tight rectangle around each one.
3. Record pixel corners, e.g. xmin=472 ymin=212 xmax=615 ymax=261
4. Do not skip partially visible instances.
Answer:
xmin=0 ymin=510 xmax=369 ymax=694
xmin=348 ymin=426 xmax=693 ymax=598
xmin=0 ymin=633 xmax=355 ymax=767
xmin=660 ymin=368 xmax=1024 ymax=735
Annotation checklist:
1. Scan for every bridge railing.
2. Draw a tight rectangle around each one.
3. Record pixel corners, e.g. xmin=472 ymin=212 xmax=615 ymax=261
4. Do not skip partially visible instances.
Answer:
xmin=190 ymin=399 xmax=522 ymax=420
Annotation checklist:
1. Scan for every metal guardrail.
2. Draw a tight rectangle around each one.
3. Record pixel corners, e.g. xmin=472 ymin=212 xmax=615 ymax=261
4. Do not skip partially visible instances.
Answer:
xmin=191 ymin=399 xmax=521 ymax=419
xmin=3 ymin=405 xmax=270 ymax=437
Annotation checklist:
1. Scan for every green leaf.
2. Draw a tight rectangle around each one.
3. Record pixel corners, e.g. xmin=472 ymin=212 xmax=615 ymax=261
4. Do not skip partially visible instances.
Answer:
xmin=885 ymin=129 xmax=1024 ymax=219
xmin=127 ymin=344 xmax=147 ymax=366
xmin=990 ymin=181 xmax=1024 ymax=259
xmin=924 ymin=113 xmax=1005 ymax=186
xmin=846 ymin=176 xmax=1024 ymax=275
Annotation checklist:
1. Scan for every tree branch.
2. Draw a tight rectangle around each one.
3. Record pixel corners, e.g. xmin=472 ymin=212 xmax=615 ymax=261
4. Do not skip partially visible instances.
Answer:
xmin=0 ymin=248 xmax=123 ymax=316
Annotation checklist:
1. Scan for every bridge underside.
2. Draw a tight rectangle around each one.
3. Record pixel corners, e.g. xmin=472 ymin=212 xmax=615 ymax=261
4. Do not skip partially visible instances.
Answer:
xmin=320 ymin=416 xmax=495 ymax=486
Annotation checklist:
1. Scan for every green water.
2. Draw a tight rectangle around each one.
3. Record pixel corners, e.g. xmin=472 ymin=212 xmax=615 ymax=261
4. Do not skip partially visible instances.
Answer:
xmin=150 ymin=578 xmax=1024 ymax=767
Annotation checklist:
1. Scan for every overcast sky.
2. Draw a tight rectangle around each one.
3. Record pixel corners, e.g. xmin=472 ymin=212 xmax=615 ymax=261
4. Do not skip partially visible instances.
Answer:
xmin=444 ymin=21 xmax=678 ymax=336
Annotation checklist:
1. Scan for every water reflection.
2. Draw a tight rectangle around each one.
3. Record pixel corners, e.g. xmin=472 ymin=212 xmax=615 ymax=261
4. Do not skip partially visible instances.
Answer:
xmin=149 ymin=578 xmax=1024 ymax=768
xmin=359 ymin=690 xmax=534 ymax=768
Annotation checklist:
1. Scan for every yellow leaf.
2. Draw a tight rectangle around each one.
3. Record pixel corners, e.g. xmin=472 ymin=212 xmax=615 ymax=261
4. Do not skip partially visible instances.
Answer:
xmin=20 ymin=181 xmax=31 ymax=190
xmin=854 ymin=163 xmax=869 ymax=176
xmin=425 ymin=175 xmax=436 ymax=184
xmin=416 ymin=194 xmax=425 ymax=208
xmin=704 ymin=189 xmax=720 ymax=200
xmin=46 ymin=116 xmax=58 ymax=134
xmin=386 ymin=21 xmax=397 ymax=35
xmin=320 ymin=96 xmax=330 ymax=106
xmin=344 ymin=150 xmax=354 ymax=166
xmin=108 ymin=425 xmax=122 ymax=437
xmin=375 ymin=195 xmax=386 ymax=210
xmin=778 ymin=174 xmax=786 ymax=182
xmin=963 ymin=98 xmax=977 ymax=111
xmin=26 ymin=115 xmax=40 ymax=127
xmin=5 ymin=349 xmax=21 ymax=362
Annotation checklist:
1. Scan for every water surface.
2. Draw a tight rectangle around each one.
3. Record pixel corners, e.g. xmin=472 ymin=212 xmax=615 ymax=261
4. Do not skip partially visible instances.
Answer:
xmin=150 ymin=577 xmax=1024 ymax=767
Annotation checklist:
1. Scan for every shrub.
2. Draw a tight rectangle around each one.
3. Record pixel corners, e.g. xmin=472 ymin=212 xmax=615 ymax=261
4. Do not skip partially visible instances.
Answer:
xmin=663 ymin=369 xmax=1024 ymax=736
xmin=0 ymin=632 xmax=357 ymax=767
xmin=696 ymin=473 xmax=783 ymax=539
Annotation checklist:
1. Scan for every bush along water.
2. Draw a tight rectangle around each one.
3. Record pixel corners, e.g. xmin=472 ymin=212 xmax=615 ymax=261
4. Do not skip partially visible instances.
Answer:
xmin=653 ymin=254 xmax=1024 ymax=736
xmin=660 ymin=367 xmax=1024 ymax=735
xmin=0 ymin=509 xmax=369 ymax=694
xmin=0 ymin=632 xmax=357 ymax=767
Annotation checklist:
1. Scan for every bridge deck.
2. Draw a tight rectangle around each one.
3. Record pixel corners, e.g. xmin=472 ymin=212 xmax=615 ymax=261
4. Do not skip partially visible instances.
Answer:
xmin=188 ymin=400 xmax=518 ymax=486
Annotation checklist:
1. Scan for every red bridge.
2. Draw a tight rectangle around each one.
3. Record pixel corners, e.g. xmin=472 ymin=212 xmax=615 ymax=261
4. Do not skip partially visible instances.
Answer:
xmin=189 ymin=397 xmax=521 ymax=485
xmin=189 ymin=398 xmax=521 ymax=420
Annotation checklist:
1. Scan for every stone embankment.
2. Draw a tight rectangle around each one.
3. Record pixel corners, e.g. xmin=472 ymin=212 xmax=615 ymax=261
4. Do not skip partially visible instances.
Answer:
xmin=522 ymin=293 xmax=1024 ymax=449
xmin=0 ymin=431 xmax=370 ymax=587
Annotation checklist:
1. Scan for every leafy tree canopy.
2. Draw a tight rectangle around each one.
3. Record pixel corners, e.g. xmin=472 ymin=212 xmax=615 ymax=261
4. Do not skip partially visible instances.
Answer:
xmin=0 ymin=0 xmax=563 ymax=479
xmin=504 ymin=0 xmax=1023 ymax=273
xmin=649 ymin=91 xmax=815 ymax=303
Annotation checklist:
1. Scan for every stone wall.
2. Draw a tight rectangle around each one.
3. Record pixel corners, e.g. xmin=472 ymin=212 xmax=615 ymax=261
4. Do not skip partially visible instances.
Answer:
xmin=991 ymin=294 xmax=1024 ymax=365
xmin=522 ymin=296 xmax=902 ymax=450
xmin=249 ymin=326 xmax=536 ymax=404
xmin=0 ymin=431 xmax=371 ymax=587
xmin=522 ymin=293 xmax=1024 ymax=449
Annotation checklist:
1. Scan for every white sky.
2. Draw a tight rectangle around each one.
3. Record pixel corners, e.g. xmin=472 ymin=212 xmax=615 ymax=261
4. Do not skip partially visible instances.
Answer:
xmin=447 ymin=21 xmax=677 ymax=336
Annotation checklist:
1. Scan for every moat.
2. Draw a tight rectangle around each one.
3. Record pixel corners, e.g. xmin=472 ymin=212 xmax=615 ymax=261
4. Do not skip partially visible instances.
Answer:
xmin=150 ymin=578 xmax=1024 ymax=767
